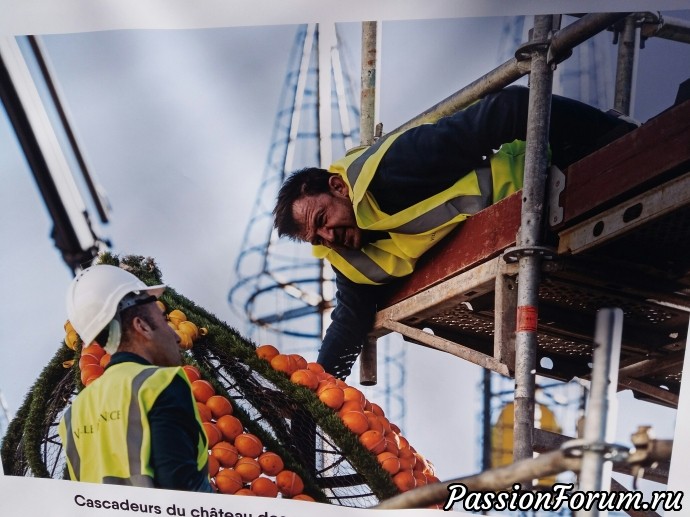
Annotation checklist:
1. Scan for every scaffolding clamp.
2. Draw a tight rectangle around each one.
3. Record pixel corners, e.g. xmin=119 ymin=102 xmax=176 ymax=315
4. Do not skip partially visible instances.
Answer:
xmin=560 ymin=438 xmax=630 ymax=462
xmin=515 ymin=29 xmax=572 ymax=69
xmin=502 ymin=245 xmax=558 ymax=263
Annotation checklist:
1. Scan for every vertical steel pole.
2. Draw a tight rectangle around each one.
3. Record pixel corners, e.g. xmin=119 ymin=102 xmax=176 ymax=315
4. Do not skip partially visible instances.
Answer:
xmin=513 ymin=15 xmax=555 ymax=470
xmin=360 ymin=21 xmax=378 ymax=146
xmin=577 ymin=308 xmax=623 ymax=517
xmin=614 ymin=15 xmax=638 ymax=116
xmin=359 ymin=21 xmax=380 ymax=385
xmin=482 ymin=369 xmax=492 ymax=471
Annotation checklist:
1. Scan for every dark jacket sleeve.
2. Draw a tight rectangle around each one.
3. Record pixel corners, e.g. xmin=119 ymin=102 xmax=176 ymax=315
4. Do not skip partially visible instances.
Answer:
xmin=369 ymin=85 xmax=532 ymax=212
xmin=317 ymin=269 xmax=381 ymax=380
xmin=148 ymin=375 xmax=212 ymax=492
xmin=369 ymin=85 xmax=635 ymax=213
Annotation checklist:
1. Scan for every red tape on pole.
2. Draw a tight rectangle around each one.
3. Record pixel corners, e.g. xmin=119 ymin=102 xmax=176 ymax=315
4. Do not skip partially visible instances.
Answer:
xmin=516 ymin=306 xmax=538 ymax=332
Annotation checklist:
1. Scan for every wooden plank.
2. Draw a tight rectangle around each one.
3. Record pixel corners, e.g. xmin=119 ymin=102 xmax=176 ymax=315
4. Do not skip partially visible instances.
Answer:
xmin=383 ymin=191 xmax=522 ymax=307
xmin=558 ymin=100 xmax=690 ymax=228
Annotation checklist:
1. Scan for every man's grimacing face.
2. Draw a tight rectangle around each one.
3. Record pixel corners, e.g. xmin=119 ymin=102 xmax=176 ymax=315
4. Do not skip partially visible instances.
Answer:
xmin=291 ymin=175 xmax=363 ymax=250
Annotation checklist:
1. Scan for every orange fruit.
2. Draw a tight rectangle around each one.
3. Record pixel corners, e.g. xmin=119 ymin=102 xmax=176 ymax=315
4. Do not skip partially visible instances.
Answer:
xmin=290 ymin=369 xmax=319 ymax=391
xmin=359 ymin=430 xmax=386 ymax=454
xmin=315 ymin=371 xmax=335 ymax=382
xmin=256 ymin=344 xmax=280 ymax=362
xmin=376 ymin=414 xmax=392 ymax=434
xmin=99 ymin=353 xmax=111 ymax=368
xmin=393 ymin=470 xmax=416 ymax=492
xmin=398 ymin=447 xmax=417 ymax=470
xmin=210 ymin=441 xmax=238 ymax=468
xmin=168 ymin=309 xmax=187 ymax=325
xmin=203 ymin=422 xmax=222 ymax=448
xmin=276 ymin=470 xmax=304 ymax=497
xmin=216 ymin=415 xmax=244 ymax=442
xmin=394 ymin=434 xmax=410 ymax=450
xmin=318 ymin=386 xmax=344 ymax=410
xmin=215 ymin=468 xmax=243 ymax=494
xmin=234 ymin=488 xmax=254 ymax=496
xmin=339 ymin=400 xmax=365 ymax=415
xmin=83 ymin=374 xmax=101 ymax=386
xmin=258 ymin=451 xmax=284 ymax=476
xmin=316 ymin=379 xmax=337 ymax=395
xmin=426 ymin=474 xmax=441 ymax=484
xmin=78 ymin=354 xmax=100 ymax=369
xmin=191 ymin=380 xmax=215 ymax=403
xmin=270 ymin=354 xmax=298 ymax=376
xmin=251 ymin=476 xmax=278 ymax=498
xmin=413 ymin=471 xmax=428 ymax=486
xmin=413 ymin=452 xmax=426 ymax=471
xmin=207 ymin=454 xmax=220 ymax=477
xmin=81 ymin=343 xmax=105 ymax=360
xmin=289 ymin=354 xmax=308 ymax=370
xmin=384 ymin=435 xmax=400 ymax=456
xmin=306 ymin=362 xmax=324 ymax=374
xmin=235 ymin=457 xmax=262 ymax=482
xmin=343 ymin=387 xmax=365 ymax=407
xmin=377 ymin=451 xmax=401 ymax=475
xmin=196 ymin=402 xmax=212 ymax=423
xmin=292 ymin=494 xmax=315 ymax=502
xmin=80 ymin=364 xmax=104 ymax=385
xmin=364 ymin=412 xmax=384 ymax=434
xmin=206 ymin=395 xmax=233 ymax=419
xmin=390 ymin=423 xmax=401 ymax=434
xmin=370 ymin=403 xmax=384 ymax=417
xmin=340 ymin=411 xmax=369 ymax=435
xmin=182 ymin=365 xmax=201 ymax=383
xmin=234 ymin=433 xmax=263 ymax=458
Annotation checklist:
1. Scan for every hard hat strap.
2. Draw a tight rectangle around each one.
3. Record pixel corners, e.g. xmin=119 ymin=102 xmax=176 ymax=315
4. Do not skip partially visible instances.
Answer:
xmin=117 ymin=294 xmax=157 ymax=313
xmin=103 ymin=318 xmax=122 ymax=355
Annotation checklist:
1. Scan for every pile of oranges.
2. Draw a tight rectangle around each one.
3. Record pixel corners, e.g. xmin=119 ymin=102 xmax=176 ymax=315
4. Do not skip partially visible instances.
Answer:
xmin=162 ymin=304 xmax=208 ymax=351
xmin=185 ymin=364 xmax=313 ymax=500
xmin=257 ymin=344 xmax=439 ymax=494
xmin=65 ymin=307 xmax=439 ymax=501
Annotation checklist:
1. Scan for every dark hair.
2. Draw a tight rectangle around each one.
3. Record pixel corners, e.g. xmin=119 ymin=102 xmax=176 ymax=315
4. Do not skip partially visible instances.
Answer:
xmin=95 ymin=301 xmax=158 ymax=350
xmin=120 ymin=302 xmax=158 ymax=345
xmin=273 ymin=167 xmax=332 ymax=239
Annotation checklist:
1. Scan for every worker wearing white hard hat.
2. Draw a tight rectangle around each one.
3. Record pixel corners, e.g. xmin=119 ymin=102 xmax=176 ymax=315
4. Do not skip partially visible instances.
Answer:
xmin=58 ymin=264 xmax=211 ymax=492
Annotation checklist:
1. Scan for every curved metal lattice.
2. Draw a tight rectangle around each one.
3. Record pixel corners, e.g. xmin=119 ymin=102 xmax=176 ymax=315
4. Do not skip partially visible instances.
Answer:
xmin=1 ymin=255 xmax=400 ymax=507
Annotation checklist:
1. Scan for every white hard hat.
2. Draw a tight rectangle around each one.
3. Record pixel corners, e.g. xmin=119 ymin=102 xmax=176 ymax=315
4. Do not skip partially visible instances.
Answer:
xmin=66 ymin=264 xmax=165 ymax=350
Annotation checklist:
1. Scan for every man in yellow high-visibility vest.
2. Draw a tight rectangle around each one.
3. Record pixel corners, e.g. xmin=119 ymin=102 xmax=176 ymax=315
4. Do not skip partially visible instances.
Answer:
xmin=273 ymin=86 xmax=637 ymax=380
xmin=58 ymin=264 xmax=212 ymax=491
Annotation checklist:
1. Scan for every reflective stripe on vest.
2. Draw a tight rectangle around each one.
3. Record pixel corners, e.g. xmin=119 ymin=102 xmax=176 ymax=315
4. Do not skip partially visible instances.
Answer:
xmin=314 ymin=138 xmax=525 ymax=285
xmin=58 ymin=363 xmax=206 ymax=487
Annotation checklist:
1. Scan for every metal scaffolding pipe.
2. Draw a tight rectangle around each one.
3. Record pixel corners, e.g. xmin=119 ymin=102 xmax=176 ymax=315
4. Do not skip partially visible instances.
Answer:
xmin=614 ymin=16 xmax=638 ymax=116
xmin=577 ymin=308 xmax=623 ymax=517
xmin=393 ymin=12 xmax=629 ymax=132
xmin=512 ymin=14 xmax=555 ymax=471
xmin=359 ymin=21 xmax=378 ymax=146
xmin=375 ymin=448 xmax=582 ymax=509
xmin=549 ymin=12 xmax=631 ymax=62
xmin=375 ymin=433 xmax=673 ymax=510
xmin=641 ymin=13 xmax=690 ymax=44
xmin=358 ymin=20 xmax=379 ymax=386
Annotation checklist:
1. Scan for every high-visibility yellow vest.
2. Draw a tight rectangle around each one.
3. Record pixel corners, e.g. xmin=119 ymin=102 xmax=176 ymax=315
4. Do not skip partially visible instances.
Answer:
xmin=313 ymin=134 xmax=526 ymax=285
xmin=58 ymin=362 xmax=208 ymax=487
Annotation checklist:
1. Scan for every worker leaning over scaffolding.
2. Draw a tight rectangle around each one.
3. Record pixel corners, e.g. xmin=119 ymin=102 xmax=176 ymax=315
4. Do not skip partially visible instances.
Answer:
xmin=273 ymin=85 xmax=637 ymax=380
xmin=57 ymin=265 xmax=212 ymax=492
